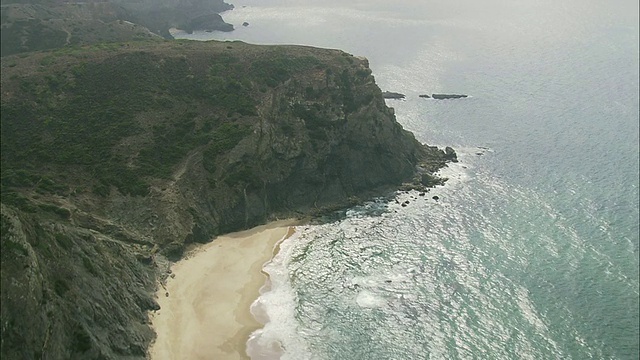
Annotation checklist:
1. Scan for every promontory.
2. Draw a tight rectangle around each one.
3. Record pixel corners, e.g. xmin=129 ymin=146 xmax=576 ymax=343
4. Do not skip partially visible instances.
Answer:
xmin=0 ymin=39 xmax=455 ymax=358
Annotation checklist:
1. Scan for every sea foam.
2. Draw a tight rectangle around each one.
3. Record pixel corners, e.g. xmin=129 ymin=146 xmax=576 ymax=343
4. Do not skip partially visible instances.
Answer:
xmin=247 ymin=230 xmax=312 ymax=360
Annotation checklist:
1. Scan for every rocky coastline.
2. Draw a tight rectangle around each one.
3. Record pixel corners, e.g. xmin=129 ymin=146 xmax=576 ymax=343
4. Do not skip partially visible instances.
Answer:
xmin=0 ymin=40 xmax=455 ymax=359
xmin=0 ymin=0 xmax=235 ymax=56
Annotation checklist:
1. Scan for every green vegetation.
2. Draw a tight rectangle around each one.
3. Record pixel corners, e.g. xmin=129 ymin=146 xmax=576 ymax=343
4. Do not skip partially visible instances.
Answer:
xmin=203 ymin=123 xmax=252 ymax=158
xmin=250 ymin=54 xmax=322 ymax=88
xmin=338 ymin=69 xmax=357 ymax=113
xmin=1 ymin=19 xmax=68 ymax=56
xmin=138 ymin=111 xmax=200 ymax=179
xmin=37 ymin=204 xmax=71 ymax=219
xmin=1 ymin=46 xmax=274 ymax=199
xmin=54 ymin=232 xmax=74 ymax=251
xmin=224 ymin=165 xmax=262 ymax=189
xmin=0 ymin=42 xmax=381 ymax=205
xmin=202 ymin=123 xmax=252 ymax=175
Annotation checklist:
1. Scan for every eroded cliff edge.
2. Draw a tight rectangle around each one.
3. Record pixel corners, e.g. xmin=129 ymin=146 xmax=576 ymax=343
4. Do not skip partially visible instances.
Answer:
xmin=0 ymin=40 xmax=455 ymax=359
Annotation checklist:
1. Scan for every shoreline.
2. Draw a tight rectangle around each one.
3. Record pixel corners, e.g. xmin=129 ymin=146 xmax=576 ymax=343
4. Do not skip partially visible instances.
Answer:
xmin=246 ymin=226 xmax=297 ymax=360
xmin=148 ymin=220 xmax=299 ymax=360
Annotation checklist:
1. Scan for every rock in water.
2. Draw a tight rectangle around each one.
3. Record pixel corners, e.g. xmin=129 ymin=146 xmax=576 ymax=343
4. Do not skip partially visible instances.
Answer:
xmin=431 ymin=94 xmax=468 ymax=99
xmin=382 ymin=91 xmax=406 ymax=99
xmin=444 ymin=146 xmax=458 ymax=162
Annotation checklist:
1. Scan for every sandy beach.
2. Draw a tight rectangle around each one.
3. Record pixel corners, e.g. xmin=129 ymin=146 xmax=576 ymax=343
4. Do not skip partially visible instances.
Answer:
xmin=148 ymin=220 xmax=298 ymax=360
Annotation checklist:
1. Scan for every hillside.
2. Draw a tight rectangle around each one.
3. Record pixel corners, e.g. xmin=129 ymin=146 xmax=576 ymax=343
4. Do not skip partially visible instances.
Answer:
xmin=0 ymin=39 xmax=455 ymax=358
xmin=0 ymin=0 xmax=233 ymax=56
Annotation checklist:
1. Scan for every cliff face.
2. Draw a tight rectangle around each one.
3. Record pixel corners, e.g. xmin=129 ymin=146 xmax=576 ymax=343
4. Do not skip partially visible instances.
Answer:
xmin=0 ymin=40 xmax=453 ymax=358
xmin=1 ymin=204 xmax=157 ymax=358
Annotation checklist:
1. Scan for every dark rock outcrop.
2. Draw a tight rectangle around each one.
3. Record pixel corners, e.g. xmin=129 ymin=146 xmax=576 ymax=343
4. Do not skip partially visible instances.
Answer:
xmin=112 ymin=0 xmax=234 ymax=38
xmin=420 ymin=173 xmax=446 ymax=187
xmin=182 ymin=13 xmax=234 ymax=33
xmin=444 ymin=146 xmax=458 ymax=162
xmin=381 ymin=91 xmax=406 ymax=99
xmin=432 ymin=94 xmax=468 ymax=99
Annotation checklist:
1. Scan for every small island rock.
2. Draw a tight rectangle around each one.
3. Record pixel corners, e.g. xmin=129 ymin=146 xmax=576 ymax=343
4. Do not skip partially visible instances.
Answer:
xmin=444 ymin=146 xmax=458 ymax=163
xmin=432 ymin=94 xmax=468 ymax=99
xmin=382 ymin=91 xmax=406 ymax=99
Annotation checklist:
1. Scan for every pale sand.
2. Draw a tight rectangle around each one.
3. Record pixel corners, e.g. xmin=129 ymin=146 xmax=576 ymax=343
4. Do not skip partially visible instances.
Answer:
xmin=148 ymin=220 xmax=298 ymax=360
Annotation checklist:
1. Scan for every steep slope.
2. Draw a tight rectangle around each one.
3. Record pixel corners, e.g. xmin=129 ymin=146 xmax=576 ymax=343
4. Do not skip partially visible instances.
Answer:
xmin=0 ymin=39 xmax=454 ymax=358
xmin=0 ymin=2 xmax=161 ymax=56
xmin=0 ymin=0 xmax=233 ymax=56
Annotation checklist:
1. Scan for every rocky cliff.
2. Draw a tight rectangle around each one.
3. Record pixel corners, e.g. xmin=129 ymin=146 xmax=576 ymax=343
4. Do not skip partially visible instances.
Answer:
xmin=0 ymin=39 xmax=454 ymax=359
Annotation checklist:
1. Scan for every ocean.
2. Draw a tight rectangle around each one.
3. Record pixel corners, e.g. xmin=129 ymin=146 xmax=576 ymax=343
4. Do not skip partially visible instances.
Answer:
xmin=174 ymin=0 xmax=640 ymax=358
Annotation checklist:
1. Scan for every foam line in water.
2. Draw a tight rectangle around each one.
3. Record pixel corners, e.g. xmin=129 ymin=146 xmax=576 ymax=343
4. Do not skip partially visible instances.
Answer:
xmin=247 ymin=230 xmax=312 ymax=360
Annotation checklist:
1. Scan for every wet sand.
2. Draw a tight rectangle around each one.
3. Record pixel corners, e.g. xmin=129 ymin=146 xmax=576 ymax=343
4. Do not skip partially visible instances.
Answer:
xmin=148 ymin=220 xmax=297 ymax=360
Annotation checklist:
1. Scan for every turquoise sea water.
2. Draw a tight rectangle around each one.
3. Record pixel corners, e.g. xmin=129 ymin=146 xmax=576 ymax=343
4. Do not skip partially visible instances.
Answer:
xmin=176 ymin=1 xmax=639 ymax=358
